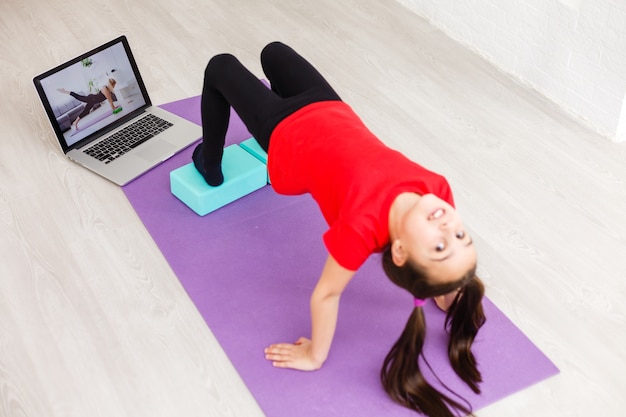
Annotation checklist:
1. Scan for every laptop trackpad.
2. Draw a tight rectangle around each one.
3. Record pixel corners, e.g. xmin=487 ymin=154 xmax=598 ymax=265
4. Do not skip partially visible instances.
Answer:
xmin=136 ymin=141 xmax=176 ymax=162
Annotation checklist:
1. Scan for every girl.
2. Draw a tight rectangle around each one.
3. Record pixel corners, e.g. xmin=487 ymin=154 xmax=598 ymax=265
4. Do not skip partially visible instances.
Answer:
xmin=195 ymin=42 xmax=486 ymax=417
xmin=58 ymin=78 xmax=119 ymax=130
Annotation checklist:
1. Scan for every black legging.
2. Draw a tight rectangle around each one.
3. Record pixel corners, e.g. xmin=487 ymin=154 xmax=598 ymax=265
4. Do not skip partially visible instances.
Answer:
xmin=70 ymin=91 xmax=106 ymax=119
xmin=200 ymin=42 xmax=341 ymax=164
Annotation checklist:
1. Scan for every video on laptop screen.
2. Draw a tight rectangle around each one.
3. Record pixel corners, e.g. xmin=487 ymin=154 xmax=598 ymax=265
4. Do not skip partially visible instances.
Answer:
xmin=37 ymin=40 xmax=147 ymax=148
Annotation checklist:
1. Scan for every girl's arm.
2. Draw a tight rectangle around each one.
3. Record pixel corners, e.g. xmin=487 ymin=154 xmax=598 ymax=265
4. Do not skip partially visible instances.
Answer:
xmin=264 ymin=254 xmax=355 ymax=371
xmin=101 ymin=86 xmax=118 ymax=110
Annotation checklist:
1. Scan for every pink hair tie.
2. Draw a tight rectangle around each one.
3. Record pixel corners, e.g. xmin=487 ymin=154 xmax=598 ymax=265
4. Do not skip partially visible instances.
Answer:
xmin=414 ymin=298 xmax=426 ymax=307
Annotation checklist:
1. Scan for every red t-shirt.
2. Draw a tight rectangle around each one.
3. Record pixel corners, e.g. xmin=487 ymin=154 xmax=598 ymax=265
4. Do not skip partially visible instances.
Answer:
xmin=268 ymin=101 xmax=454 ymax=271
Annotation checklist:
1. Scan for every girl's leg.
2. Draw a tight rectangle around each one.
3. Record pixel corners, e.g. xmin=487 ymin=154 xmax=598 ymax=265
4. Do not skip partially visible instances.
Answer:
xmin=70 ymin=92 xmax=102 ymax=119
xmin=76 ymin=102 xmax=96 ymax=120
xmin=69 ymin=91 xmax=90 ymax=103
xmin=196 ymin=53 xmax=280 ymax=185
xmin=260 ymin=42 xmax=340 ymax=101
xmin=196 ymin=44 xmax=342 ymax=186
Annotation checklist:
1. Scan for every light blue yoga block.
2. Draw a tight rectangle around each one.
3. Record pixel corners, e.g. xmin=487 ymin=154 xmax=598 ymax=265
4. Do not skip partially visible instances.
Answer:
xmin=170 ymin=145 xmax=267 ymax=216
xmin=239 ymin=137 xmax=267 ymax=163
xmin=239 ymin=137 xmax=270 ymax=183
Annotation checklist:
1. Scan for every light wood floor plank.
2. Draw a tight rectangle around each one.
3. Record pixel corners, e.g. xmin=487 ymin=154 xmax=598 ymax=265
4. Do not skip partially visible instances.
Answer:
xmin=1 ymin=0 xmax=625 ymax=416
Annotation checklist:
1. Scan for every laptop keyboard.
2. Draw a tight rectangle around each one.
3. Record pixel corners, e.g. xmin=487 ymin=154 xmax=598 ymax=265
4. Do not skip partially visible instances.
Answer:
xmin=84 ymin=114 xmax=173 ymax=164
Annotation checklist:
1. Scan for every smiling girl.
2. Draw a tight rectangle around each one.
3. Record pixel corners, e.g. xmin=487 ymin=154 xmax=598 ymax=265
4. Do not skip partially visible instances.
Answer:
xmin=194 ymin=41 xmax=485 ymax=417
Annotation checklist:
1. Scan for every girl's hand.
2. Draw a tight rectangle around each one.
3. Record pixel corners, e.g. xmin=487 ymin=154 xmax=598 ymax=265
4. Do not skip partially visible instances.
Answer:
xmin=264 ymin=337 xmax=322 ymax=371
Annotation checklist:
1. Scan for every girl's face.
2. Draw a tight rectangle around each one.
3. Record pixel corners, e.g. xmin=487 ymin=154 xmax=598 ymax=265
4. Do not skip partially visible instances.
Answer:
xmin=395 ymin=193 xmax=476 ymax=285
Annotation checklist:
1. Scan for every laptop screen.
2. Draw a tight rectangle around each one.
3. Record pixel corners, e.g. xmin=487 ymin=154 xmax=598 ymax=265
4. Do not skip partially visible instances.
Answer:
xmin=33 ymin=36 xmax=151 ymax=153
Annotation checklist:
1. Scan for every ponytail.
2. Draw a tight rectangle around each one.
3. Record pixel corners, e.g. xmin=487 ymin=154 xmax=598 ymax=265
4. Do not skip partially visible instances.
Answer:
xmin=381 ymin=307 xmax=474 ymax=417
xmin=446 ymin=276 xmax=486 ymax=394
xmin=381 ymin=247 xmax=485 ymax=417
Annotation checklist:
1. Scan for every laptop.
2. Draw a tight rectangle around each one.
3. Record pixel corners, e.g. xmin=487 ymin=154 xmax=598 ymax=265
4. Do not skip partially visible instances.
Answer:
xmin=33 ymin=36 xmax=201 ymax=185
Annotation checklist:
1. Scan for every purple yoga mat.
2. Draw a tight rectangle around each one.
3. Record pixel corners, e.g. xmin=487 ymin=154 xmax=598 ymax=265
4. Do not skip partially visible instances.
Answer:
xmin=123 ymin=96 xmax=559 ymax=416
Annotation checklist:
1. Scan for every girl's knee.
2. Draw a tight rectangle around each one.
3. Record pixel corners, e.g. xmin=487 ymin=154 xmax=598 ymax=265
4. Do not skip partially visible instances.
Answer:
xmin=204 ymin=53 xmax=238 ymax=82
xmin=261 ymin=41 xmax=285 ymax=54
xmin=260 ymin=41 xmax=288 ymax=63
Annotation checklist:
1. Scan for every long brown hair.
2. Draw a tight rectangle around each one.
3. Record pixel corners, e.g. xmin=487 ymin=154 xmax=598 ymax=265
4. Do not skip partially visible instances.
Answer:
xmin=380 ymin=247 xmax=486 ymax=417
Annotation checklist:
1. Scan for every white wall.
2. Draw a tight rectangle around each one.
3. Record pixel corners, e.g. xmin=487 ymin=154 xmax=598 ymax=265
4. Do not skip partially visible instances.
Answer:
xmin=396 ymin=0 xmax=626 ymax=142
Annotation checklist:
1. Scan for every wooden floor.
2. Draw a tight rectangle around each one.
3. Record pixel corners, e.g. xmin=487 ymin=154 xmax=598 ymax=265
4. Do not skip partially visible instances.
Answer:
xmin=1 ymin=0 xmax=625 ymax=416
